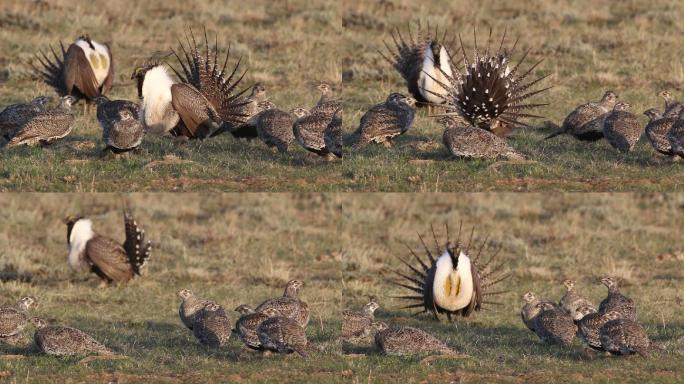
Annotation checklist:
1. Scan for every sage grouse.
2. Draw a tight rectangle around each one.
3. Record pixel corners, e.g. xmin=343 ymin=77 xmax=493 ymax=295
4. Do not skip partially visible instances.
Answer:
xmin=178 ymin=289 xmax=212 ymax=330
xmin=256 ymin=308 xmax=315 ymax=357
xmin=31 ymin=318 xmax=112 ymax=356
xmin=293 ymin=108 xmax=335 ymax=158
xmin=255 ymin=280 xmax=310 ymax=328
xmin=224 ymin=83 xmax=270 ymax=138
xmin=65 ymin=207 xmax=151 ymax=284
xmin=32 ymin=35 xmax=114 ymax=108
xmin=431 ymin=29 xmax=550 ymax=137
xmin=0 ymin=96 xmax=50 ymax=140
xmin=520 ymin=292 xmax=554 ymax=332
xmin=441 ymin=118 xmax=525 ymax=160
xmin=341 ymin=297 xmax=380 ymax=343
xmin=6 ymin=95 xmax=76 ymax=147
xmin=658 ymin=90 xmax=683 ymax=117
xmin=392 ymin=224 xmax=510 ymax=321
xmin=598 ymin=277 xmax=636 ymax=321
xmin=559 ymin=279 xmax=595 ymax=321
xmin=602 ymin=102 xmax=641 ymax=153
xmin=0 ymin=297 xmax=36 ymax=345
xmin=352 ymin=93 xmax=416 ymax=147
xmin=667 ymin=109 xmax=684 ymax=159
xmin=380 ymin=22 xmax=456 ymax=106
xmin=192 ymin=302 xmax=231 ymax=348
xmin=532 ymin=302 xmax=576 ymax=345
xmin=643 ymin=108 xmax=679 ymax=157
xmin=255 ymin=108 xmax=307 ymax=153
xmin=324 ymin=107 xmax=342 ymax=158
xmin=599 ymin=311 xmax=651 ymax=357
xmin=576 ymin=305 xmax=612 ymax=350
xmin=234 ymin=304 xmax=278 ymax=350
xmin=546 ymin=91 xmax=618 ymax=140
xmin=94 ymin=96 xmax=143 ymax=154
xmin=373 ymin=322 xmax=458 ymax=356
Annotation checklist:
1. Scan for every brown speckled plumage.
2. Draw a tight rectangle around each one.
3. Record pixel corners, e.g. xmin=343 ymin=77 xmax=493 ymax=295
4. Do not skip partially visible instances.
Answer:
xmin=0 ymin=297 xmax=36 ymax=344
xmin=442 ymin=119 xmax=525 ymax=161
xmin=547 ymin=91 xmax=617 ymax=140
xmin=178 ymin=289 xmax=212 ymax=330
xmin=7 ymin=96 xmax=76 ymax=147
xmin=31 ymin=318 xmax=112 ymax=356
xmin=234 ymin=304 xmax=278 ymax=350
xmin=373 ymin=323 xmax=457 ymax=356
xmin=257 ymin=309 xmax=314 ymax=357
xmin=192 ymin=302 xmax=231 ymax=348
xmin=95 ymin=96 xmax=143 ymax=153
xmin=599 ymin=312 xmax=650 ymax=357
xmin=0 ymin=96 xmax=50 ymax=140
xmin=255 ymin=280 xmax=309 ymax=328
xmin=293 ymin=109 xmax=332 ymax=157
xmin=576 ymin=305 xmax=611 ymax=350
xmin=598 ymin=277 xmax=636 ymax=321
xmin=602 ymin=102 xmax=641 ymax=153
xmin=532 ymin=302 xmax=576 ymax=345
xmin=324 ymin=107 xmax=342 ymax=157
xmin=341 ymin=298 xmax=380 ymax=342
xmin=668 ymin=110 xmax=684 ymax=159
xmin=643 ymin=108 xmax=678 ymax=157
xmin=658 ymin=90 xmax=683 ymax=118
xmin=520 ymin=292 xmax=554 ymax=332
xmin=353 ymin=93 xmax=415 ymax=146
xmin=255 ymin=108 xmax=303 ymax=153
xmin=559 ymin=280 xmax=595 ymax=320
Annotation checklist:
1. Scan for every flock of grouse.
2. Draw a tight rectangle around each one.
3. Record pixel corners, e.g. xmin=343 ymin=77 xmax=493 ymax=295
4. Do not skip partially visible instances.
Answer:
xmin=0 ymin=30 xmax=342 ymax=159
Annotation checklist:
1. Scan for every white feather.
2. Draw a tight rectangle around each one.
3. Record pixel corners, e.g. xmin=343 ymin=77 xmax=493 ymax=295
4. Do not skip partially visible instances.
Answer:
xmin=140 ymin=66 xmax=179 ymax=135
xmin=67 ymin=219 xmax=95 ymax=272
xmin=418 ymin=43 xmax=453 ymax=104
xmin=432 ymin=250 xmax=474 ymax=311
xmin=75 ymin=39 xmax=110 ymax=86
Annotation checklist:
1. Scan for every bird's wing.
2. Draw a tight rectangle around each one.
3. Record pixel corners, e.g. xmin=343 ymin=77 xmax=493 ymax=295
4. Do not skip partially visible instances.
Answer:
xmin=171 ymin=83 xmax=219 ymax=138
xmin=63 ymin=43 xmax=100 ymax=99
xmin=85 ymin=235 xmax=133 ymax=282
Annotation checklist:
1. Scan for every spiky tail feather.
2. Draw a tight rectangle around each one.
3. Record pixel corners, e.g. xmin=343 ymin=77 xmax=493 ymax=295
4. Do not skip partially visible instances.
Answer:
xmin=391 ymin=223 xmax=511 ymax=321
xmin=31 ymin=42 xmax=68 ymax=97
xmin=123 ymin=206 xmax=151 ymax=276
xmin=426 ymin=28 xmax=551 ymax=135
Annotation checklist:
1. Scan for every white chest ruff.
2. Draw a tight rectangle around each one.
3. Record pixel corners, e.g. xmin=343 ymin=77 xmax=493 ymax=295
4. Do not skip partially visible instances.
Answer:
xmin=141 ymin=66 xmax=179 ymax=134
xmin=418 ymin=44 xmax=453 ymax=104
xmin=432 ymin=251 xmax=474 ymax=311
xmin=68 ymin=219 xmax=95 ymax=272
xmin=75 ymin=40 xmax=110 ymax=86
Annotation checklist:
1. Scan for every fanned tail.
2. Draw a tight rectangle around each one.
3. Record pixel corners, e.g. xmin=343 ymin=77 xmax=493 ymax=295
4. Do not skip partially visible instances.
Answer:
xmin=123 ymin=205 xmax=151 ymax=276
xmin=31 ymin=42 xmax=68 ymax=96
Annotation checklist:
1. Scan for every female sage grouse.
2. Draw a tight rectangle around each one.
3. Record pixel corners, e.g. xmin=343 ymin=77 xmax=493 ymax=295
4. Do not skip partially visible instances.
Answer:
xmin=429 ymin=29 xmax=550 ymax=137
xmin=255 ymin=108 xmax=308 ymax=153
xmin=94 ymin=96 xmax=143 ymax=154
xmin=0 ymin=297 xmax=36 ymax=345
xmin=546 ymin=91 xmax=618 ymax=140
xmin=520 ymin=292 xmax=554 ymax=332
xmin=559 ymin=279 xmax=595 ymax=321
xmin=192 ymin=302 xmax=231 ymax=348
xmin=392 ymin=223 xmax=510 ymax=321
xmin=602 ymin=102 xmax=641 ymax=153
xmin=6 ymin=95 xmax=76 ymax=147
xmin=442 ymin=118 xmax=525 ymax=160
xmin=340 ymin=297 xmax=380 ymax=343
xmin=31 ymin=318 xmax=112 ymax=356
xmin=352 ymin=93 xmax=416 ymax=147
xmin=256 ymin=308 xmax=315 ymax=357
xmin=599 ymin=311 xmax=651 ymax=357
xmin=0 ymin=96 xmax=50 ymax=140
xmin=223 ymin=83 xmax=270 ymax=138
xmin=643 ymin=108 xmax=679 ymax=158
xmin=178 ymin=289 xmax=212 ymax=330
xmin=255 ymin=280 xmax=309 ymax=328
xmin=373 ymin=322 xmax=459 ymax=356
xmin=657 ymin=90 xmax=683 ymax=117
xmin=234 ymin=304 xmax=279 ymax=350
xmin=598 ymin=277 xmax=636 ymax=321
xmin=380 ymin=22 xmax=456 ymax=107
xmin=576 ymin=305 xmax=612 ymax=351
xmin=532 ymin=302 xmax=576 ymax=345
xmin=324 ymin=107 xmax=342 ymax=158
xmin=667 ymin=109 xmax=684 ymax=159
xmin=65 ymin=207 xmax=151 ymax=284
xmin=32 ymin=35 xmax=114 ymax=111
xmin=293 ymin=109 xmax=336 ymax=158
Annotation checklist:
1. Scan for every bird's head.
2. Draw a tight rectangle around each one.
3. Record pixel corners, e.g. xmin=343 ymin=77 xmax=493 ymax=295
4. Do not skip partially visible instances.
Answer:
xmin=178 ymin=289 xmax=193 ymax=300
xmin=17 ymin=296 xmax=36 ymax=311
xmin=563 ymin=279 xmax=575 ymax=291
xmin=602 ymin=90 xmax=618 ymax=104
xmin=284 ymin=280 xmax=304 ymax=297
xmin=522 ymin=291 xmax=537 ymax=304
xmin=234 ymin=304 xmax=254 ymax=315
xmin=575 ymin=305 xmax=597 ymax=321
xmin=30 ymin=317 xmax=47 ymax=329
xmin=643 ymin=108 xmax=660 ymax=120
xmin=613 ymin=101 xmax=630 ymax=111
xmin=261 ymin=307 xmax=282 ymax=317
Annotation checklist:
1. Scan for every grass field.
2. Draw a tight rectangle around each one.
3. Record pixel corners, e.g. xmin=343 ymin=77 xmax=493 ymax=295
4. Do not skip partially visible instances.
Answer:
xmin=0 ymin=193 xmax=682 ymax=383
xmin=342 ymin=0 xmax=684 ymax=191
xmin=0 ymin=0 xmax=341 ymax=192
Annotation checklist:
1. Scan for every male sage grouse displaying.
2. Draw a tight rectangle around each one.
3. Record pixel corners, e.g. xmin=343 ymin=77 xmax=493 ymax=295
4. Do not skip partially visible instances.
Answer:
xmin=428 ymin=28 xmax=550 ymax=137
xmin=32 ymin=35 xmax=114 ymax=111
xmin=340 ymin=297 xmax=380 ymax=343
xmin=352 ymin=93 xmax=416 ymax=147
xmin=256 ymin=308 xmax=315 ymax=357
xmin=532 ymin=302 xmax=576 ymax=345
xmin=255 ymin=280 xmax=309 ymax=328
xmin=559 ymin=279 xmax=595 ymax=321
xmin=130 ymin=62 xmax=181 ymax=135
xmin=658 ymin=90 xmax=683 ymax=117
xmin=602 ymin=102 xmax=641 ymax=153
xmin=178 ymin=289 xmax=212 ymax=330
xmin=94 ymin=96 xmax=144 ymax=154
xmin=324 ymin=107 xmax=342 ymax=157
xmin=6 ymin=95 xmax=76 ymax=147
xmin=65 ymin=207 xmax=151 ymax=284
xmin=392 ymin=223 xmax=510 ymax=321
xmin=380 ymin=22 xmax=456 ymax=106
xmin=598 ymin=277 xmax=636 ymax=321
xmin=576 ymin=305 xmax=612 ymax=351
xmin=255 ymin=108 xmax=307 ymax=153
xmin=31 ymin=318 xmax=112 ymax=356
xmin=441 ymin=117 xmax=525 ymax=160
xmin=234 ymin=304 xmax=278 ymax=350
xmin=643 ymin=108 xmax=679 ymax=158
xmin=0 ymin=96 xmax=50 ymax=140
xmin=546 ymin=91 xmax=618 ymax=141
xmin=599 ymin=311 xmax=651 ymax=357
xmin=0 ymin=297 xmax=36 ymax=345
xmin=192 ymin=302 xmax=231 ymax=348
xmin=520 ymin=292 xmax=554 ymax=332
xmin=373 ymin=322 xmax=459 ymax=356
xmin=667 ymin=109 xmax=684 ymax=159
